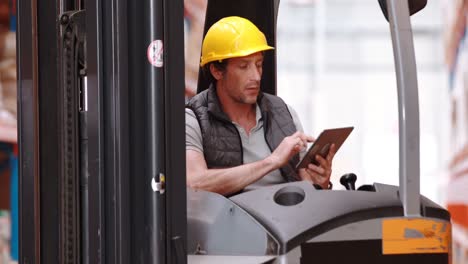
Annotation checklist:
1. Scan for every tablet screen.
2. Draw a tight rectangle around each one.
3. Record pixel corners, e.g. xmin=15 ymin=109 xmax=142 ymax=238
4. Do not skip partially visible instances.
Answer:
xmin=296 ymin=127 xmax=354 ymax=170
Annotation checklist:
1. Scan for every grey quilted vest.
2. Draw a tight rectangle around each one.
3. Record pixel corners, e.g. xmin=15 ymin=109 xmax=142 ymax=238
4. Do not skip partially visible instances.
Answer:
xmin=186 ymin=85 xmax=300 ymax=182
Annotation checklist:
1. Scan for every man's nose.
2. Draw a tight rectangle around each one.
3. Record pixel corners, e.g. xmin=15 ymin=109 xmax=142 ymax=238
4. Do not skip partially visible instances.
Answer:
xmin=250 ymin=66 xmax=261 ymax=81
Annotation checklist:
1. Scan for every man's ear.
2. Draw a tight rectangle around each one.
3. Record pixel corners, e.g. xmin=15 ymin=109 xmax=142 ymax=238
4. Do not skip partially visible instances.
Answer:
xmin=210 ymin=63 xmax=223 ymax=81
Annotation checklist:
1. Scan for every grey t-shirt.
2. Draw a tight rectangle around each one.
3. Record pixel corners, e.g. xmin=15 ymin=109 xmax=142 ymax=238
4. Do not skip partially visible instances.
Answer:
xmin=186 ymin=104 xmax=305 ymax=192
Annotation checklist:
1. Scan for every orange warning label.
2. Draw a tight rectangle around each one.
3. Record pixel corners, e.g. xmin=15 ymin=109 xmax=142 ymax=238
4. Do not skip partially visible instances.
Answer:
xmin=382 ymin=218 xmax=451 ymax=255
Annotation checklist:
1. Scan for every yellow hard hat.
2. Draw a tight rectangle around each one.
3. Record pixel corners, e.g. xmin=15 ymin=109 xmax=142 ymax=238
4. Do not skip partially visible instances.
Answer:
xmin=200 ymin=16 xmax=274 ymax=67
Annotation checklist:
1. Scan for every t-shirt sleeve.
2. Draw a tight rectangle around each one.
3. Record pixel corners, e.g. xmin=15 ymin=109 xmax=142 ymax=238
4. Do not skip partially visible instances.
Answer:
xmin=185 ymin=108 xmax=204 ymax=153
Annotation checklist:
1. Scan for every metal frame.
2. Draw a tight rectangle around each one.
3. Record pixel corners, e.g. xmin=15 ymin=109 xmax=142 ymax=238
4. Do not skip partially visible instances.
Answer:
xmin=83 ymin=0 xmax=105 ymax=262
xmin=19 ymin=0 xmax=186 ymax=263
xmin=162 ymin=0 xmax=187 ymax=262
xmin=127 ymin=0 xmax=186 ymax=262
xmin=17 ymin=0 xmax=40 ymax=261
xmin=386 ymin=0 xmax=421 ymax=217
xmin=37 ymin=1 xmax=61 ymax=261
xmin=96 ymin=0 xmax=131 ymax=261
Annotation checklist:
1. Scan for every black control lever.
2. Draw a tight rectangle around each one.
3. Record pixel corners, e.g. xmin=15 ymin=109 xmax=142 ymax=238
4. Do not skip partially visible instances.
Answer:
xmin=340 ymin=173 xmax=357 ymax=190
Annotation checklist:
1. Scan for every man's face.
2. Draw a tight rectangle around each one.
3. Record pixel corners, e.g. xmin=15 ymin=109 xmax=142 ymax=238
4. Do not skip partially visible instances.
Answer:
xmin=213 ymin=52 xmax=264 ymax=105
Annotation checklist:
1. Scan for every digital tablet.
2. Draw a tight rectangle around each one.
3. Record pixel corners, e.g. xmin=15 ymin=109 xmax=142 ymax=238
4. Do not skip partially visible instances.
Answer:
xmin=296 ymin=127 xmax=354 ymax=169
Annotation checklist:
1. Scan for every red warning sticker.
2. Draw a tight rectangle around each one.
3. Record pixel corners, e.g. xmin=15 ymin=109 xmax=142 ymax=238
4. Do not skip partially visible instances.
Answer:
xmin=147 ymin=40 xmax=163 ymax=67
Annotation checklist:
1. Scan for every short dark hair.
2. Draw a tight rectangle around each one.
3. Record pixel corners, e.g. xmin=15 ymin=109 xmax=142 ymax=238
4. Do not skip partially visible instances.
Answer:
xmin=202 ymin=60 xmax=228 ymax=84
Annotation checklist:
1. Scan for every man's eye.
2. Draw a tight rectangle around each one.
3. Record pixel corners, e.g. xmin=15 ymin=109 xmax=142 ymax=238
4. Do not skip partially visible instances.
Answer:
xmin=239 ymin=64 xmax=248 ymax=69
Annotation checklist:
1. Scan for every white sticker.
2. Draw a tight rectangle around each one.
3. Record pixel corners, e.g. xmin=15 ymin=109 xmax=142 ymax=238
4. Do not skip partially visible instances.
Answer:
xmin=151 ymin=177 xmax=159 ymax=192
xmin=147 ymin=40 xmax=164 ymax=67
xmin=151 ymin=173 xmax=165 ymax=194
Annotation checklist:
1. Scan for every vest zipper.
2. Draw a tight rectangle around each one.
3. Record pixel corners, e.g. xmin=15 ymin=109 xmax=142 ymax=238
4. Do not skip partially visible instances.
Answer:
xmin=233 ymin=123 xmax=244 ymax=163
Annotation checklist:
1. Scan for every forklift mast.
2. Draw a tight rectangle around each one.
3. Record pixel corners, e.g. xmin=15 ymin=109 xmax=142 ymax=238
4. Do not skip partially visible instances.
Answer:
xmin=17 ymin=0 xmax=185 ymax=263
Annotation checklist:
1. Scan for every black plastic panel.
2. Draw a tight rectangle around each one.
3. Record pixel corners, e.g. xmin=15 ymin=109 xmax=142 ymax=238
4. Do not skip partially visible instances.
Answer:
xmin=301 ymin=240 xmax=448 ymax=264
xmin=378 ymin=0 xmax=427 ymax=22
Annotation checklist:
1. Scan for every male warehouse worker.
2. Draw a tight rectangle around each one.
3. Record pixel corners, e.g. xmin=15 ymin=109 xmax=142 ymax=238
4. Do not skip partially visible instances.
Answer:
xmin=185 ymin=16 xmax=336 ymax=196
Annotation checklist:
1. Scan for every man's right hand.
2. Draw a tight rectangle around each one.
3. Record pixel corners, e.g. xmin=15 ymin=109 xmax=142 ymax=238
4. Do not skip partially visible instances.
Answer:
xmin=266 ymin=131 xmax=314 ymax=168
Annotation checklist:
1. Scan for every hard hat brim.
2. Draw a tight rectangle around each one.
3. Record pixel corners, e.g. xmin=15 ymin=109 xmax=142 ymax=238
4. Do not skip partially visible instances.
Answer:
xmin=200 ymin=45 xmax=274 ymax=67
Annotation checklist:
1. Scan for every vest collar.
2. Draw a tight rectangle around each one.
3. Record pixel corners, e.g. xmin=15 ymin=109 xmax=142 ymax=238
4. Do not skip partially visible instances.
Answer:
xmin=206 ymin=84 xmax=231 ymax=122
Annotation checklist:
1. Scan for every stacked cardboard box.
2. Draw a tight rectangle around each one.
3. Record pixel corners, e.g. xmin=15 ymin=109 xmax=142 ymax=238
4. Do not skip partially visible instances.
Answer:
xmin=0 ymin=1 xmax=17 ymax=263
xmin=443 ymin=1 xmax=468 ymax=264
xmin=0 ymin=30 xmax=15 ymax=127
xmin=184 ymin=0 xmax=207 ymax=98
xmin=0 ymin=211 xmax=10 ymax=264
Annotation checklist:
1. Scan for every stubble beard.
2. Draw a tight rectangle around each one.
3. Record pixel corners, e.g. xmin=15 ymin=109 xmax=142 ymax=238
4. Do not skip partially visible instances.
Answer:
xmin=236 ymin=91 xmax=258 ymax=105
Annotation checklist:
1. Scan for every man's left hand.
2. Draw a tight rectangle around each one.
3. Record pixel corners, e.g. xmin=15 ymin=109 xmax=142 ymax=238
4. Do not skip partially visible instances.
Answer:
xmin=298 ymin=144 xmax=336 ymax=189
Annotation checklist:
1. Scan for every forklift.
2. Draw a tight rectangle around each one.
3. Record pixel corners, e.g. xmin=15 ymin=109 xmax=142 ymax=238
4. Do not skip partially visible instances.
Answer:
xmin=187 ymin=0 xmax=451 ymax=263
xmin=16 ymin=0 xmax=450 ymax=263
